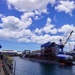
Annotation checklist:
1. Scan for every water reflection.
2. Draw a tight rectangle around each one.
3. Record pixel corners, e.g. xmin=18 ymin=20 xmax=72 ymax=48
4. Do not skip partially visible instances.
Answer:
xmin=72 ymin=66 xmax=75 ymax=74
xmin=39 ymin=63 xmax=56 ymax=75
xmin=13 ymin=57 xmax=75 ymax=75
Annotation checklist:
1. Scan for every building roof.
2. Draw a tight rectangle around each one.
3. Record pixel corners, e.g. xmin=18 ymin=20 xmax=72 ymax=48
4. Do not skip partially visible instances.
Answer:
xmin=41 ymin=42 xmax=51 ymax=47
xmin=0 ymin=50 xmax=17 ymax=53
xmin=41 ymin=42 xmax=58 ymax=47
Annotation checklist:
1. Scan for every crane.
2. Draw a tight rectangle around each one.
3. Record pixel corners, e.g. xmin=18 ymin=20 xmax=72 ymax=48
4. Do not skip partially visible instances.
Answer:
xmin=59 ymin=30 xmax=73 ymax=51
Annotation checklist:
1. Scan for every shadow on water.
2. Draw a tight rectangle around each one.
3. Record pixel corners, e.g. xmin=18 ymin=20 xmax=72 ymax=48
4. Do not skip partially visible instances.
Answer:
xmin=39 ymin=63 xmax=57 ymax=75
xmin=40 ymin=63 xmax=75 ymax=75
xmin=13 ymin=57 xmax=75 ymax=75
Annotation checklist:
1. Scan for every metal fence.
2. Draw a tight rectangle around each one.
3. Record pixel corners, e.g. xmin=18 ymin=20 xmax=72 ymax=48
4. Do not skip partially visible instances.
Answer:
xmin=2 ymin=55 xmax=16 ymax=75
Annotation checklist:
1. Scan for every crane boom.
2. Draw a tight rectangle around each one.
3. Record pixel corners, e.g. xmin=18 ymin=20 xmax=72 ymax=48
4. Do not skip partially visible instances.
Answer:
xmin=63 ymin=30 xmax=73 ymax=46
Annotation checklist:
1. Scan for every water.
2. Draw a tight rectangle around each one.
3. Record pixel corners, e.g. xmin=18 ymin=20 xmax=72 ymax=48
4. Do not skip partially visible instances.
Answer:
xmin=13 ymin=57 xmax=75 ymax=75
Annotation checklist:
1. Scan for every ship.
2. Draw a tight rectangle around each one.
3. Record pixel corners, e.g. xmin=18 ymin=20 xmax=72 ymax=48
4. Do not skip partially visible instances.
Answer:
xmin=56 ymin=51 xmax=73 ymax=65
xmin=56 ymin=30 xmax=73 ymax=65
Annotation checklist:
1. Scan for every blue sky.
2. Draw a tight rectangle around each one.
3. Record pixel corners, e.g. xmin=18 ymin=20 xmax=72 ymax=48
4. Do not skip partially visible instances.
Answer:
xmin=0 ymin=0 xmax=75 ymax=51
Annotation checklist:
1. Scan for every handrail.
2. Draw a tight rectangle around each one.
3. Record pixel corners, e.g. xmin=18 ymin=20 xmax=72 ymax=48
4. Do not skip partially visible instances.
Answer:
xmin=2 ymin=56 xmax=16 ymax=75
xmin=3 ymin=60 xmax=14 ymax=75
xmin=13 ymin=60 xmax=16 ymax=75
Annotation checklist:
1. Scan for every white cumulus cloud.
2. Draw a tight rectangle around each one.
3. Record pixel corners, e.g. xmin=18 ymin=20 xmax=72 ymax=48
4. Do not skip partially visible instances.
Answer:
xmin=58 ymin=24 xmax=75 ymax=34
xmin=0 ymin=16 xmax=33 ymax=42
xmin=0 ymin=16 xmax=32 ymax=31
xmin=7 ymin=0 xmax=56 ymax=12
xmin=55 ymin=0 xmax=75 ymax=16
xmin=35 ymin=17 xmax=57 ymax=34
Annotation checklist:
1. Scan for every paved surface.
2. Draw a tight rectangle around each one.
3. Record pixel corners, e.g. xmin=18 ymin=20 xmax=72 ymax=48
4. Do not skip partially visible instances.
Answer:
xmin=0 ymin=60 xmax=5 ymax=75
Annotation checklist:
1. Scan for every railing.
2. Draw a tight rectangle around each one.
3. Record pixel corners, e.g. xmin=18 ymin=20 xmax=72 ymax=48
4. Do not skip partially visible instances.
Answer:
xmin=2 ymin=55 xmax=16 ymax=75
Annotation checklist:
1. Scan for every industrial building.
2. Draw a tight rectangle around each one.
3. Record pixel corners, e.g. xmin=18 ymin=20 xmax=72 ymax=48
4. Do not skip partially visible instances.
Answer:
xmin=41 ymin=42 xmax=60 ymax=60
